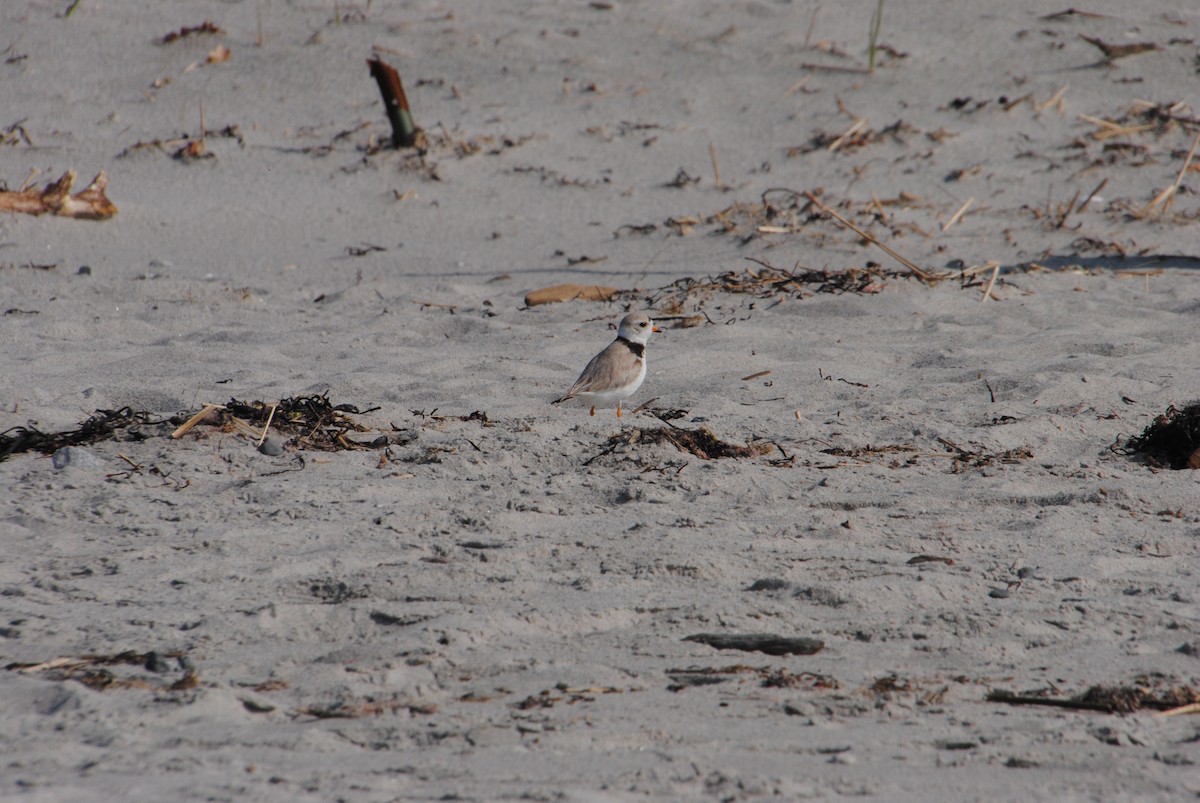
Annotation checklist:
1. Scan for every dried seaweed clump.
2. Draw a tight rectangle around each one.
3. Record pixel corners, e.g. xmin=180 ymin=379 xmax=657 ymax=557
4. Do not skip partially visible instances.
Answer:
xmin=647 ymin=263 xmax=894 ymax=322
xmin=1122 ymin=403 xmax=1200 ymax=469
xmin=589 ymin=426 xmax=773 ymax=465
xmin=0 ymin=407 xmax=160 ymax=462
xmin=177 ymin=393 xmax=381 ymax=451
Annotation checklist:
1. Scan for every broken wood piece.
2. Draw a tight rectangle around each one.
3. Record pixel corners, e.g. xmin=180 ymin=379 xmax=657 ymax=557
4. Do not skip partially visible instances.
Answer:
xmin=367 ymin=55 xmax=419 ymax=148
xmin=524 ymin=283 xmax=620 ymax=306
xmin=171 ymin=403 xmax=223 ymax=439
xmin=0 ymin=170 xmax=117 ymax=220
xmin=683 ymin=633 xmax=825 ymax=656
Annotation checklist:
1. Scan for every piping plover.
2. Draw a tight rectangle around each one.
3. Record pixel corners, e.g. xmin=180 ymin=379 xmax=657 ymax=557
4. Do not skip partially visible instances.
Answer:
xmin=553 ymin=312 xmax=660 ymax=418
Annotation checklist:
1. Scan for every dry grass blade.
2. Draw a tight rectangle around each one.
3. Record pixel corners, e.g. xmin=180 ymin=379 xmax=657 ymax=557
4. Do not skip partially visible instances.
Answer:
xmin=1035 ymin=83 xmax=1069 ymax=113
xmin=1135 ymin=130 xmax=1200 ymax=219
xmin=803 ymin=192 xmax=937 ymax=284
xmin=942 ymin=197 xmax=974 ymax=231
xmin=257 ymin=403 xmax=278 ymax=447
xmin=979 ymin=261 xmax=1001 ymax=303
xmin=828 ymin=118 xmax=867 ymax=152
xmin=1077 ymin=113 xmax=1156 ymax=141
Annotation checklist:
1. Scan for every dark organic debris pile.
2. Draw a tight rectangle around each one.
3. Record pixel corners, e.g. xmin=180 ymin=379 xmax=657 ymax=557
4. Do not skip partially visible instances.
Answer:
xmin=0 ymin=407 xmax=162 ymax=462
xmin=1120 ymin=402 xmax=1200 ymax=469
xmin=936 ymin=438 xmax=1033 ymax=473
xmin=172 ymin=393 xmax=382 ymax=452
xmin=666 ymin=664 xmax=839 ymax=693
xmin=586 ymin=425 xmax=774 ymax=465
xmin=647 ymin=262 xmax=895 ymax=322
xmin=6 ymin=650 xmax=198 ymax=693
xmin=988 ymin=678 xmax=1199 ymax=714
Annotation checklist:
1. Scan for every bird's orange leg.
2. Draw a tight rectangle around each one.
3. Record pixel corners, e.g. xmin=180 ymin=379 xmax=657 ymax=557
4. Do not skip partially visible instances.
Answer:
xmin=589 ymin=406 xmax=596 ymax=416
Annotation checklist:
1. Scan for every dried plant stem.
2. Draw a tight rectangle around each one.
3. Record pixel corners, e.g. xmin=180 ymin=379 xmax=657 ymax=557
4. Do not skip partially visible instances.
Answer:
xmin=1077 ymin=177 xmax=1108 ymax=213
xmin=867 ymin=0 xmax=884 ymax=73
xmin=804 ymin=192 xmax=936 ymax=284
xmin=828 ymin=118 xmax=866 ymax=151
xmin=942 ymin=197 xmax=974 ymax=231
xmin=709 ymin=142 xmax=724 ymax=190
xmin=979 ymin=261 xmax=1001 ymax=303
xmin=1035 ymin=83 xmax=1069 ymax=113
xmin=1137 ymin=129 xmax=1200 ymax=218
xmin=1155 ymin=702 xmax=1200 ymax=717
xmin=256 ymin=403 xmax=278 ymax=447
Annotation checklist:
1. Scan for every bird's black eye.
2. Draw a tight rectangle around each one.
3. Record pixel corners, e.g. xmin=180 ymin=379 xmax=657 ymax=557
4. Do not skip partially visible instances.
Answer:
xmin=640 ymin=321 xmax=647 ymax=327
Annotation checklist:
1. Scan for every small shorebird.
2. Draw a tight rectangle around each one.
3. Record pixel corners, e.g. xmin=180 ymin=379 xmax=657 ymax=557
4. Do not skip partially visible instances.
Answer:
xmin=552 ymin=312 xmax=660 ymax=418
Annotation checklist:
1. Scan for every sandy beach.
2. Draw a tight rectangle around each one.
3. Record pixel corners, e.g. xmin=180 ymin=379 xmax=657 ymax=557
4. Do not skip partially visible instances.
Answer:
xmin=2 ymin=1 xmax=1198 ymax=800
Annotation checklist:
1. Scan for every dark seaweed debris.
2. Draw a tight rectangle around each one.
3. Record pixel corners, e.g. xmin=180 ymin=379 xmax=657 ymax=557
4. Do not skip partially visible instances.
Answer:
xmin=1121 ymin=402 xmax=1200 ymax=469
xmin=0 ymin=407 xmax=162 ymax=462
xmin=585 ymin=425 xmax=774 ymax=465
xmin=988 ymin=681 xmax=1199 ymax=714
xmin=683 ymin=633 xmax=825 ymax=656
xmin=217 ymin=393 xmax=381 ymax=451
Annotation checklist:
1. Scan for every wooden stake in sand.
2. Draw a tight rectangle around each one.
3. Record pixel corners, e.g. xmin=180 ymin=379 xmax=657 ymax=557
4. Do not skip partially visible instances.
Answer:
xmin=367 ymin=55 xmax=418 ymax=148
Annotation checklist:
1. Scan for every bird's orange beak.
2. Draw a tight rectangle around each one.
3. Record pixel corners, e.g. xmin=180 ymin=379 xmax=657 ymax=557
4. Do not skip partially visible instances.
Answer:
xmin=652 ymin=326 xmax=662 ymax=333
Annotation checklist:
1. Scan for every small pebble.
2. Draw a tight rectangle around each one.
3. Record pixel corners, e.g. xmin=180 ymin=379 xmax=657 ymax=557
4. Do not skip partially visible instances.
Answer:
xmin=144 ymin=651 xmax=172 ymax=673
xmin=51 ymin=446 xmax=104 ymax=470
xmin=257 ymin=438 xmax=284 ymax=456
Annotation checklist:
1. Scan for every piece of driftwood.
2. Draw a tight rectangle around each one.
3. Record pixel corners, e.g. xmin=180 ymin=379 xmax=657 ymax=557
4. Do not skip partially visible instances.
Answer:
xmin=683 ymin=633 xmax=825 ymax=656
xmin=524 ymin=283 xmax=620 ymax=306
xmin=0 ymin=170 xmax=117 ymax=220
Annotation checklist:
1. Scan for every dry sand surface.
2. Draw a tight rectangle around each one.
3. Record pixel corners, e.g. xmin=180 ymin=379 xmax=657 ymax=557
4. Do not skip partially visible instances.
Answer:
xmin=2 ymin=1 xmax=1199 ymax=800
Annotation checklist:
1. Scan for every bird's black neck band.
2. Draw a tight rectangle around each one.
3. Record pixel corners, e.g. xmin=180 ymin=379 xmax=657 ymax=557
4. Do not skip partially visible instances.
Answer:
xmin=617 ymin=336 xmax=645 ymax=359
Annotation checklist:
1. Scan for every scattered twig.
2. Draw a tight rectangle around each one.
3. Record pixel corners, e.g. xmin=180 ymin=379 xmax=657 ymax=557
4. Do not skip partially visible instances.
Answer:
xmin=1080 ymin=36 xmax=1159 ymax=62
xmin=1077 ymin=177 xmax=1108 ymax=214
xmin=256 ymin=403 xmax=278 ymax=447
xmin=1135 ymin=129 xmax=1200 ymax=219
xmin=1035 ymin=83 xmax=1069 ymax=114
xmin=867 ymin=0 xmax=885 ymax=73
xmin=942 ymin=197 xmax=974 ymax=231
xmin=979 ymin=261 xmax=1001 ymax=303
xmin=828 ymin=118 xmax=867 ymax=152
xmin=804 ymin=192 xmax=936 ymax=284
